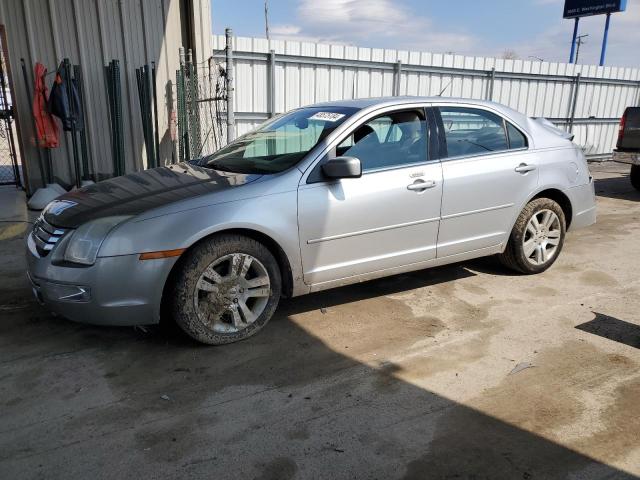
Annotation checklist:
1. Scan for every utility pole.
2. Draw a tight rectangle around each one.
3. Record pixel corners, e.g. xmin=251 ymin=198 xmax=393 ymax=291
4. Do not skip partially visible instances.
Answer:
xmin=575 ymin=34 xmax=588 ymax=64
xmin=264 ymin=0 xmax=270 ymax=41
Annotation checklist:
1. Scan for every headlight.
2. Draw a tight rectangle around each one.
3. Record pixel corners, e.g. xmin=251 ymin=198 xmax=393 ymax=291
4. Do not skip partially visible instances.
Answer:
xmin=64 ymin=216 xmax=131 ymax=265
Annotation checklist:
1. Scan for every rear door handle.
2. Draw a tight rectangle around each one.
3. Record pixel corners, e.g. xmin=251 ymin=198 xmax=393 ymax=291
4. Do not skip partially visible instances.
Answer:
xmin=407 ymin=179 xmax=437 ymax=191
xmin=515 ymin=163 xmax=537 ymax=174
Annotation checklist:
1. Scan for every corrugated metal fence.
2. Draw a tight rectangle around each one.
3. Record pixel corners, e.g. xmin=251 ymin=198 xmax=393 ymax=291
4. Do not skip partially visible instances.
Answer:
xmin=212 ymin=35 xmax=640 ymax=160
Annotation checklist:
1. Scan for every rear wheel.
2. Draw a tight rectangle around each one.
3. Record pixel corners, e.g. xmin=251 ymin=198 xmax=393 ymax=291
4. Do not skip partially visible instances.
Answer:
xmin=171 ymin=234 xmax=281 ymax=345
xmin=631 ymin=165 xmax=640 ymax=191
xmin=499 ymin=198 xmax=566 ymax=274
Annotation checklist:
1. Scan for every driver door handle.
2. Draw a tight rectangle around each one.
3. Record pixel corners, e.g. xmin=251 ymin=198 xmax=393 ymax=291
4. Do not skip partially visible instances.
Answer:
xmin=515 ymin=163 xmax=537 ymax=174
xmin=407 ymin=179 xmax=437 ymax=191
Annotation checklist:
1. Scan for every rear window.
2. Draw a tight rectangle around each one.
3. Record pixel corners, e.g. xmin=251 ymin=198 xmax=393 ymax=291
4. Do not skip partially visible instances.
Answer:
xmin=439 ymin=107 xmax=508 ymax=157
xmin=506 ymin=122 xmax=527 ymax=149
xmin=438 ymin=107 xmax=528 ymax=158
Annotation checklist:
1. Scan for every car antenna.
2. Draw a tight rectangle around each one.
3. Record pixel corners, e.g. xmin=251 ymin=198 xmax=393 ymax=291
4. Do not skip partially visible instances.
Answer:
xmin=437 ymin=80 xmax=452 ymax=97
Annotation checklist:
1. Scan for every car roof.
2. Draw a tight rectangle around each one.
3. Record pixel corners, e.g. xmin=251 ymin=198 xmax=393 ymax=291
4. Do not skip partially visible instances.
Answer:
xmin=308 ymin=96 xmax=503 ymax=110
xmin=306 ymin=96 xmax=532 ymax=133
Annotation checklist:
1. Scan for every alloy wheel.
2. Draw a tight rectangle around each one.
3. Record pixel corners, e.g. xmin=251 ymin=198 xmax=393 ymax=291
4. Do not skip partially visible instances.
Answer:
xmin=194 ymin=253 xmax=271 ymax=333
xmin=522 ymin=209 xmax=561 ymax=266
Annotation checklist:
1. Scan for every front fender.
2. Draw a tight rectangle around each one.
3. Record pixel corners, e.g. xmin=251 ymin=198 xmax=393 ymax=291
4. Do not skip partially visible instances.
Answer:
xmin=98 ymin=191 xmax=304 ymax=293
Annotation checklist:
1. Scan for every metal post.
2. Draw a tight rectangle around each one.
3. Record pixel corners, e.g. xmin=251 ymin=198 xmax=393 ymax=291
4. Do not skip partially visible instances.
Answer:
xmin=225 ymin=28 xmax=235 ymax=143
xmin=393 ymin=60 xmax=402 ymax=96
xmin=178 ymin=47 xmax=187 ymax=162
xmin=569 ymin=17 xmax=579 ymax=63
xmin=268 ymin=49 xmax=276 ymax=118
xmin=105 ymin=62 xmax=115 ymax=176
xmin=113 ymin=60 xmax=125 ymax=176
xmin=73 ymin=64 xmax=90 ymax=180
xmin=568 ymin=73 xmax=581 ymax=134
xmin=599 ymin=13 xmax=611 ymax=67
xmin=487 ymin=67 xmax=496 ymax=101
xmin=44 ymin=150 xmax=53 ymax=184
xmin=151 ymin=62 xmax=160 ymax=167
xmin=63 ymin=58 xmax=81 ymax=188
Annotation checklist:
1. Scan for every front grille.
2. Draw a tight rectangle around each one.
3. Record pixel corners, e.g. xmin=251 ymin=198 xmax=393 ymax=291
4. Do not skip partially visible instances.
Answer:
xmin=32 ymin=216 xmax=69 ymax=257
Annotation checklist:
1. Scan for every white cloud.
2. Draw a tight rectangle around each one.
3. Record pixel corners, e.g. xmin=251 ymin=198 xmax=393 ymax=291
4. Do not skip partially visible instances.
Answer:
xmin=298 ymin=0 xmax=410 ymax=33
xmin=269 ymin=0 xmax=479 ymax=55
xmin=265 ymin=0 xmax=638 ymax=67
xmin=270 ymin=24 xmax=302 ymax=35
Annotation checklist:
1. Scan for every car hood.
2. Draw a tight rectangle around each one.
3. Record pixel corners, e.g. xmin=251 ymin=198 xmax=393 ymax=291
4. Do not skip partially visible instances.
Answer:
xmin=43 ymin=163 xmax=261 ymax=228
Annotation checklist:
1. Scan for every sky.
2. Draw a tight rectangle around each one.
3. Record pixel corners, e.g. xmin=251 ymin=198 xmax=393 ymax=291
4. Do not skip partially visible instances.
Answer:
xmin=211 ymin=0 xmax=640 ymax=67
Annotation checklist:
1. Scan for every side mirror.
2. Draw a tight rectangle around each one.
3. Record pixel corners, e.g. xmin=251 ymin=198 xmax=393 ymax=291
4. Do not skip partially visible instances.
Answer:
xmin=321 ymin=156 xmax=362 ymax=179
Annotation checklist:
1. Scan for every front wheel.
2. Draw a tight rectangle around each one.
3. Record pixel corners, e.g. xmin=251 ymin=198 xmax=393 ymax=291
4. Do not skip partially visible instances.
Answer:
xmin=631 ymin=165 xmax=640 ymax=191
xmin=498 ymin=198 xmax=566 ymax=274
xmin=171 ymin=234 xmax=282 ymax=345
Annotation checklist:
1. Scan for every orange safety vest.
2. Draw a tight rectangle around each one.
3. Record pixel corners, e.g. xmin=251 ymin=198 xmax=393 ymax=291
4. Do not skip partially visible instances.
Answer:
xmin=33 ymin=62 xmax=59 ymax=148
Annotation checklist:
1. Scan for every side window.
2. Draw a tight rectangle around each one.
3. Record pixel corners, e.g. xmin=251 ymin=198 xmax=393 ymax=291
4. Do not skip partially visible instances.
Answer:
xmin=439 ymin=107 xmax=508 ymax=158
xmin=506 ymin=122 xmax=527 ymax=149
xmin=336 ymin=110 xmax=428 ymax=171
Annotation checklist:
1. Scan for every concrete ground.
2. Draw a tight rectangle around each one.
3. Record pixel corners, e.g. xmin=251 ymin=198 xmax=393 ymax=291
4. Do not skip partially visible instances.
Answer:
xmin=0 ymin=163 xmax=639 ymax=480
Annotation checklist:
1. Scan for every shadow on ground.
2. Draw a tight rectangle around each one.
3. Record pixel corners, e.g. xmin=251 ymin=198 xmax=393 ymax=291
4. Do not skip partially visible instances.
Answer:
xmin=0 ymin=253 xmax=635 ymax=479
xmin=576 ymin=312 xmax=640 ymax=350
xmin=594 ymin=172 xmax=640 ymax=202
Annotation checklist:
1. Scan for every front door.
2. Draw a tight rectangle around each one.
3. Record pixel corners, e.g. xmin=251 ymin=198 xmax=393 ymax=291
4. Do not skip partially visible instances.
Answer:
xmin=298 ymin=109 xmax=443 ymax=286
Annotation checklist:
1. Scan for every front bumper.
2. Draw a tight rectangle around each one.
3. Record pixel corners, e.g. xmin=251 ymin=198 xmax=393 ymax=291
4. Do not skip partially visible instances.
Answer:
xmin=612 ymin=151 xmax=640 ymax=166
xmin=26 ymin=232 xmax=179 ymax=326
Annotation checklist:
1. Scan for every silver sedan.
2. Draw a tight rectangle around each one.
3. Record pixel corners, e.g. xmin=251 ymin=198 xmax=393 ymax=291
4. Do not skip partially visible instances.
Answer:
xmin=26 ymin=97 xmax=596 ymax=344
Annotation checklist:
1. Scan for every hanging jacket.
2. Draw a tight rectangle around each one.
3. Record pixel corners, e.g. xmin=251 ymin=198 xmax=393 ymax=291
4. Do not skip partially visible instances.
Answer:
xmin=48 ymin=62 xmax=83 ymax=131
xmin=33 ymin=62 xmax=59 ymax=148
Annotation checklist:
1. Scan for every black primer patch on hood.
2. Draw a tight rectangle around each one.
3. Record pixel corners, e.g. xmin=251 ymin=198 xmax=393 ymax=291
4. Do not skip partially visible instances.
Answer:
xmin=44 ymin=163 xmax=260 ymax=228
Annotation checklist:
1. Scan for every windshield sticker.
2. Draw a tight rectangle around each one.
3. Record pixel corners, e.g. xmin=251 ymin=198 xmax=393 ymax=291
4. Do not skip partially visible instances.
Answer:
xmin=45 ymin=200 xmax=78 ymax=216
xmin=309 ymin=112 xmax=345 ymax=122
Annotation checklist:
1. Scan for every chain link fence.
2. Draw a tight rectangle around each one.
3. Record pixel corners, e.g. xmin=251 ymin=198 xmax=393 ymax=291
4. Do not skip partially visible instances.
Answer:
xmin=175 ymin=50 xmax=228 ymax=162
xmin=0 ymin=34 xmax=20 ymax=186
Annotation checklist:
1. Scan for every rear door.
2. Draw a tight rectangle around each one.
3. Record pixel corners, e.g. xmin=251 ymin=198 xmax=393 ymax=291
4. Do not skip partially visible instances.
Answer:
xmin=298 ymin=108 xmax=443 ymax=285
xmin=435 ymin=105 xmax=539 ymax=258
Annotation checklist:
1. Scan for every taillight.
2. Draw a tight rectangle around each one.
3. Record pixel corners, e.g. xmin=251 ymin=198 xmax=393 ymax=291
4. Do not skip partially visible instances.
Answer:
xmin=617 ymin=110 xmax=627 ymax=148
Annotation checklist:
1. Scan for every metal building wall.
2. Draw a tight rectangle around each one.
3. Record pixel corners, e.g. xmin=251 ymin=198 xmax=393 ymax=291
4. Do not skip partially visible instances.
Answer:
xmin=212 ymin=35 xmax=640 ymax=160
xmin=0 ymin=0 xmax=210 ymax=193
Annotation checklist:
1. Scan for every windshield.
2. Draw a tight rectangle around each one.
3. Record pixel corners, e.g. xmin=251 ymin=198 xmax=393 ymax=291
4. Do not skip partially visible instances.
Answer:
xmin=201 ymin=106 xmax=359 ymax=174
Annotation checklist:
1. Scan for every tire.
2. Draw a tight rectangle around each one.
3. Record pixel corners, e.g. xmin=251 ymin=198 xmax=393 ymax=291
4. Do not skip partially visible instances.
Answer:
xmin=171 ymin=234 xmax=282 ymax=345
xmin=631 ymin=165 xmax=640 ymax=191
xmin=498 ymin=198 xmax=566 ymax=274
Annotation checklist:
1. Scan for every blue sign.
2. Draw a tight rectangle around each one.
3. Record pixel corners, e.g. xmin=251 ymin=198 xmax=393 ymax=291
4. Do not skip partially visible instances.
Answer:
xmin=563 ymin=0 xmax=627 ymax=18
